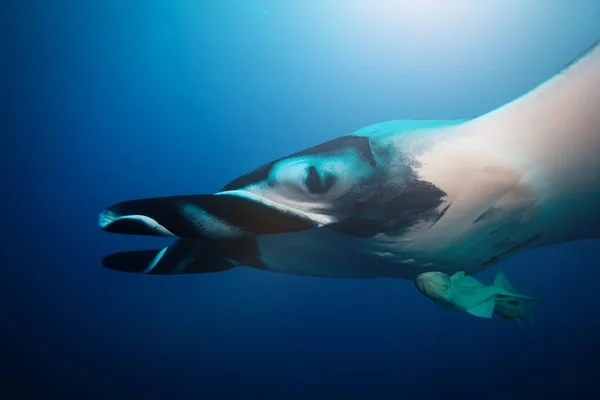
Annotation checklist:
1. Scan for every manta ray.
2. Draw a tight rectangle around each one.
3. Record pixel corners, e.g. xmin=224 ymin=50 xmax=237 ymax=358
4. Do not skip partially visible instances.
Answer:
xmin=99 ymin=40 xmax=600 ymax=280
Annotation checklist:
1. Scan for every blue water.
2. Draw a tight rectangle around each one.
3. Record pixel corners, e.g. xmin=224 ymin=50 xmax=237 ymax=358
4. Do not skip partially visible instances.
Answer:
xmin=4 ymin=0 xmax=600 ymax=398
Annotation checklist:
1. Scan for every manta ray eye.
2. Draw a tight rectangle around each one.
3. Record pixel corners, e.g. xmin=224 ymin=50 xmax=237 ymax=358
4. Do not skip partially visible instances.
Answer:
xmin=305 ymin=166 xmax=335 ymax=194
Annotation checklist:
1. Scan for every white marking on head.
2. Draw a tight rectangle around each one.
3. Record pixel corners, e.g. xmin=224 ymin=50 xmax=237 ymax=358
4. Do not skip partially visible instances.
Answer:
xmin=215 ymin=190 xmax=335 ymax=226
xmin=143 ymin=247 xmax=168 ymax=274
xmin=98 ymin=212 xmax=175 ymax=237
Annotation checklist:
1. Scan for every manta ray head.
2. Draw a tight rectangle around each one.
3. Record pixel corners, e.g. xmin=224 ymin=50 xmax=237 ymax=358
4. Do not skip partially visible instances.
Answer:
xmin=219 ymin=132 xmax=450 ymax=238
xmin=221 ymin=135 xmax=387 ymax=226
xmin=99 ymin=132 xmax=449 ymax=239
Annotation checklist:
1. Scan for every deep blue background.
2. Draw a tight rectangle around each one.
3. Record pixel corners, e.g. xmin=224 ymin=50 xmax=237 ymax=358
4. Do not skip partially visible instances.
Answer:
xmin=3 ymin=1 xmax=600 ymax=398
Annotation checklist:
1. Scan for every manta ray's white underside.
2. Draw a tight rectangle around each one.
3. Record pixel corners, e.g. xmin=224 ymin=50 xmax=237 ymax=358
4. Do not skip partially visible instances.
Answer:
xmin=409 ymin=41 xmax=600 ymax=266
xmin=256 ymin=41 xmax=600 ymax=279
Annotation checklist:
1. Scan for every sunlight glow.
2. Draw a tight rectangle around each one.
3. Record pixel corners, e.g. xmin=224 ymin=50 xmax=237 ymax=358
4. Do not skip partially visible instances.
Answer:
xmin=350 ymin=0 xmax=476 ymax=29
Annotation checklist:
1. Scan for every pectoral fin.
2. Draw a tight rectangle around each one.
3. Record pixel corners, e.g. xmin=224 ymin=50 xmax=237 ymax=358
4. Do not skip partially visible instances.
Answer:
xmin=466 ymin=298 xmax=495 ymax=318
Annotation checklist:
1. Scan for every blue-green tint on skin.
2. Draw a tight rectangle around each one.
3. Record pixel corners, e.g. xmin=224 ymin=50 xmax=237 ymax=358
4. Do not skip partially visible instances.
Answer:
xmin=415 ymin=270 xmax=539 ymax=323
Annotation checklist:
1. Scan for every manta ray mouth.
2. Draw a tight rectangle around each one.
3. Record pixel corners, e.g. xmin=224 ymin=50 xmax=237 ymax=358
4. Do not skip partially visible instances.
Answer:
xmin=98 ymin=191 xmax=325 ymax=239
xmin=215 ymin=190 xmax=336 ymax=226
